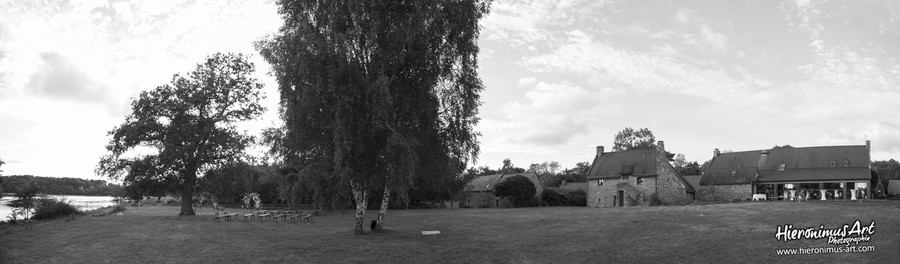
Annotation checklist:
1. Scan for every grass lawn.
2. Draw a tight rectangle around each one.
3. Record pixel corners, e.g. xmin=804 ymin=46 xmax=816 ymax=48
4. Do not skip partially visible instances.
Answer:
xmin=1 ymin=201 xmax=898 ymax=263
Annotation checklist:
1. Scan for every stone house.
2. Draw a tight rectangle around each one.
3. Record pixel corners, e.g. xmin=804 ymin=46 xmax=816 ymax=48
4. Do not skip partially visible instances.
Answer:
xmin=699 ymin=141 xmax=873 ymax=202
xmin=698 ymin=149 xmax=760 ymax=202
xmin=462 ymin=172 xmax=544 ymax=208
xmin=586 ymin=141 xmax=695 ymax=208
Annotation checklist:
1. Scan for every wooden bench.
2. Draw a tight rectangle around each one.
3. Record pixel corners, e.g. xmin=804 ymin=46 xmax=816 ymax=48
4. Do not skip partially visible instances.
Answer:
xmin=243 ymin=213 xmax=255 ymax=221
xmin=257 ymin=213 xmax=271 ymax=222
xmin=302 ymin=214 xmax=313 ymax=224
xmin=286 ymin=214 xmax=300 ymax=224
xmin=215 ymin=214 xmax=229 ymax=223
xmin=271 ymin=214 xmax=284 ymax=223
xmin=215 ymin=213 xmax=240 ymax=223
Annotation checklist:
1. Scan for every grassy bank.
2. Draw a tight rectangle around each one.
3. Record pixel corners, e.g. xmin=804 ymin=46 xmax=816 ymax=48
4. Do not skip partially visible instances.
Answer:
xmin=1 ymin=201 xmax=898 ymax=263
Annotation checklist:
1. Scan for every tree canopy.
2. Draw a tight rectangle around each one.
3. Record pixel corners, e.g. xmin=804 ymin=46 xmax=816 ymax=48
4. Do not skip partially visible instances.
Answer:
xmin=0 ymin=175 xmax=123 ymax=197
xmin=613 ymin=127 xmax=657 ymax=152
xmin=257 ymin=0 xmax=491 ymax=234
xmin=97 ymin=53 xmax=265 ymax=215
xmin=493 ymin=175 xmax=536 ymax=207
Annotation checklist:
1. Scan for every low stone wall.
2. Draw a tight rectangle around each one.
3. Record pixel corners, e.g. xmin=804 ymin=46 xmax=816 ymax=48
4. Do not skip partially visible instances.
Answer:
xmin=699 ymin=184 xmax=752 ymax=202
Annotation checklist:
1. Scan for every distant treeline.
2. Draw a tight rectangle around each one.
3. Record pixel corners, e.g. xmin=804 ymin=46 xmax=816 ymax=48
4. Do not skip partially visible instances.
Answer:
xmin=0 ymin=175 xmax=124 ymax=196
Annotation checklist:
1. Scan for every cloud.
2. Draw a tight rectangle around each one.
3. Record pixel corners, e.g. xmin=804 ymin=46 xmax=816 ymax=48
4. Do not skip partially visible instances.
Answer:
xmin=520 ymin=116 xmax=590 ymax=146
xmin=518 ymin=77 xmax=537 ymax=86
xmin=26 ymin=52 xmax=111 ymax=103
xmin=698 ymin=26 xmax=728 ymax=52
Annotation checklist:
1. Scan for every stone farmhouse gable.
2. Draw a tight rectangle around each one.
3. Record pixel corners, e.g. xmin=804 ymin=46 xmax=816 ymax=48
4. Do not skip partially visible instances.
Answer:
xmin=462 ymin=172 xmax=544 ymax=208
xmin=586 ymin=141 xmax=695 ymax=208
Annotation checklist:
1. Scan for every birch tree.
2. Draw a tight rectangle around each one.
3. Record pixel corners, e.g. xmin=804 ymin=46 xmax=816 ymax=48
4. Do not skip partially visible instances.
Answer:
xmin=257 ymin=0 xmax=490 ymax=234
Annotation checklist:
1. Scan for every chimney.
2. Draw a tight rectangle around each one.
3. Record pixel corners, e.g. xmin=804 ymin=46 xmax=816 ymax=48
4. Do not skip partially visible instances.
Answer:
xmin=714 ymin=148 xmax=720 ymax=157
xmin=657 ymin=141 xmax=665 ymax=153
xmin=596 ymin=145 xmax=604 ymax=156
xmin=866 ymin=140 xmax=871 ymax=153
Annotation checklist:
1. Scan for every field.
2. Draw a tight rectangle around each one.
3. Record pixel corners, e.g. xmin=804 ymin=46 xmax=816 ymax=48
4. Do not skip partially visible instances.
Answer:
xmin=1 ymin=201 xmax=898 ymax=263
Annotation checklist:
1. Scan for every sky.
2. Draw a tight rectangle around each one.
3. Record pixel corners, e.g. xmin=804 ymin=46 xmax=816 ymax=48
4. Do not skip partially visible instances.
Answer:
xmin=0 ymin=0 xmax=898 ymax=180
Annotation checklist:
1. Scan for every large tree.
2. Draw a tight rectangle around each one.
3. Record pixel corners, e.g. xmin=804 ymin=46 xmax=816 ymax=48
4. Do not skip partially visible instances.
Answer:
xmin=257 ymin=1 xmax=490 ymax=234
xmin=97 ymin=53 xmax=265 ymax=215
xmin=612 ymin=127 xmax=674 ymax=160
xmin=612 ymin=127 xmax=657 ymax=151
xmin=493 ymin=175 xmax=536 ymax=207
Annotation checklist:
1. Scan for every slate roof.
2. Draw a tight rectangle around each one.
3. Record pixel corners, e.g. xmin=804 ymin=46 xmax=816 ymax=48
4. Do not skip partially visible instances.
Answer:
xmin=700 ymin=145 xmax=872 ymax=185
xmin=681 ymin=175 xmax=703 ymax=192
xmin=587 ymin=150 xmax=657 ymax=179
xmin=464 ymin=172 xmax=544 ymax=192
xmin=464 ymin=173 xmax=506 ymax=192
xmin=700 ymin=150 xmax=762 ymax=186
xmin=756 ymin=145 xmax=870 ymax=183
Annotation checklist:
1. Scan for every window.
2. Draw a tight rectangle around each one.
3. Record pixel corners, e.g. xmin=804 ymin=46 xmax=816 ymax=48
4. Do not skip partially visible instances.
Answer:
xmin=620 ymin=175 xmax=627 ymax=181
xmin=843 ymin=160 xmax=849 ymax=167
xmin=598 ymin=179 xmax=604 ymax=186
xmin=731 ymin=170 xmax=737 ymax=176
xmin=598 ymin=198 xmax=602 ymax=204
xmin=779 ymin=164 xmax=785 ymax=171
xmin=829 ymin=161 xmax=836 ymax=167
xmin=637 ymin=177 xmax=643 ymax=185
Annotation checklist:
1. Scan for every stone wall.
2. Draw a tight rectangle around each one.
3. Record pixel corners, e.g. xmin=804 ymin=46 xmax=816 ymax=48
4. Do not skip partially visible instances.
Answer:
xmin=462 ymin=191 xmax=513 ymax=208
xmin=698 ymin=184 xmax=752 ymax=202
xmin=655 ymin=156 xmax=695 ymax=205
xmin=587 ymin=176 xmax=657 ymax=208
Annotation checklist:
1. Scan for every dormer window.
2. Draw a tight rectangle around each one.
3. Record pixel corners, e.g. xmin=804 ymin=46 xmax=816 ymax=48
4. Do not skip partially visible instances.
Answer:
xmin=829 ymin=161 xmax=836 ymax=167
xmin=843 ymin=160 xmax=849 ymax=167
xmin=779 ymin=164 xmax=785 ymax=171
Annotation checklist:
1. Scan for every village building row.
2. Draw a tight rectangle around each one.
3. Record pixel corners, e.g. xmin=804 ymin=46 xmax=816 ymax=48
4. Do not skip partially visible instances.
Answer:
xmin=464 ymin=140 xmax=880 ymax=208
xmin=584 ymin=140 xmax=878 ymax=208
xmin=700 ymin=141 xmax=876 ymax=202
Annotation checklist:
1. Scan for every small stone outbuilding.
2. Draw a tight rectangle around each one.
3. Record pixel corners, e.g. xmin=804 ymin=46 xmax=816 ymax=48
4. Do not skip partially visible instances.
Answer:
xmin=462 ymin=172 xmax=544 ymax=208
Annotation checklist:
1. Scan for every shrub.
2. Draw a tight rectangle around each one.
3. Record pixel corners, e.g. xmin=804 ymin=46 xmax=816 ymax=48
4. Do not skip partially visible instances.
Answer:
xmin=542 ymin=189 xmax=567 ymax=206
xmin=109 ymin=204 xmax=127 ymax=215
xmin=494 ymin=175 xmax=537 ymax=207
xmin=565 ymin=190 xmax=587 ymax=206
xmin=32 ymin=197 xmax=79 ymax=220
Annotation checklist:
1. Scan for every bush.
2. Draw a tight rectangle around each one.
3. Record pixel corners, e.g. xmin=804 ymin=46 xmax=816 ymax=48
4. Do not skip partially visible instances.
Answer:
xmin=32 ymin=197 xmax=79 ymax=220
xmin=542 ymin=189 xmax=567 ymax=206
xmin=565 ymin=190 xmax=587 ymax=206
xmin=109 ymin=204 xmax=127 ymax=215
xmin=494 ymin=175 xmax=537 ymax=207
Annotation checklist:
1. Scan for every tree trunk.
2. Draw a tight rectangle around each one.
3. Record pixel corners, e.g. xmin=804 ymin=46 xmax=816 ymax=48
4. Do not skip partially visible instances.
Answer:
xmin=179 ymin=170 xmax=197 ymax=216
xmin=350 ymin=180 xmax=368 ymax=234
xmin=375 ymin=185 xmax=391 ymax=232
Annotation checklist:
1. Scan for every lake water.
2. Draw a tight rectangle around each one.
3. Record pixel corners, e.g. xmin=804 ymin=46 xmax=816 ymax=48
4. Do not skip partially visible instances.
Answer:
xmin=0 ymin=195 xmax=116 ymax=221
